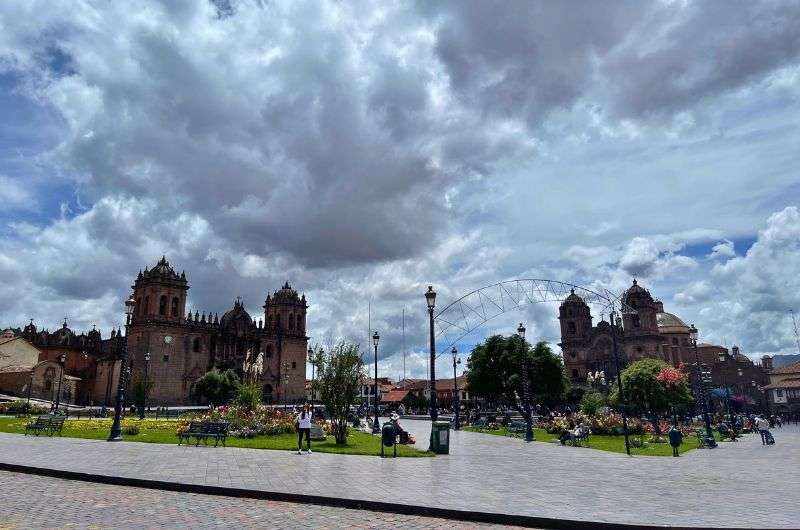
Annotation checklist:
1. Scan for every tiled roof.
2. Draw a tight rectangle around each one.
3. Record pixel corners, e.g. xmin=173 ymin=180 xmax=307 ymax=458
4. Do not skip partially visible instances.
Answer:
xmin=770 ymin=361 xmax=800 ymax=375
xmin=380 ymin=390 xmax=409 ymax=402
xmin=765 ymin=378 xmax=800 ymax=390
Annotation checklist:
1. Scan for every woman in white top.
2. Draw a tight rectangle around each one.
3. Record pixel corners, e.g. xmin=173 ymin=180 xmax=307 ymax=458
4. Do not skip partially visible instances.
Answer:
xmin=296 ymin=403 xmax=313 ymax=454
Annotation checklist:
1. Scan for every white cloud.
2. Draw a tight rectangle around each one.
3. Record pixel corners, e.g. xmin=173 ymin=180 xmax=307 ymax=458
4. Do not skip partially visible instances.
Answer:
xmin=709 ymin=239 xmax=735 ymax=259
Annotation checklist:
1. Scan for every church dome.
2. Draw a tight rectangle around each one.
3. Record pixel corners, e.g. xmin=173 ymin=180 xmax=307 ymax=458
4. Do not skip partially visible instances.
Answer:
xmin=656 ymin=312 xmax=689 ymax=333
xmin=269 ymin=282 xmax=301 ymax=304
xmin=220 ymin=299 xmax=252 ymax=330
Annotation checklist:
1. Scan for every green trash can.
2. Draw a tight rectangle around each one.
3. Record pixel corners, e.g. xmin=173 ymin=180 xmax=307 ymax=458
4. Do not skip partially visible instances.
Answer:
xmin=429 ymin=421 xmax=451 ymax=454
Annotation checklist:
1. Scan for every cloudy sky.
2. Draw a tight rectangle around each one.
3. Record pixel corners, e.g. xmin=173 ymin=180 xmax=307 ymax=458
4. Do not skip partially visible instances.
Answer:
xmin=1 ymin=0 xmax=800 ymax=378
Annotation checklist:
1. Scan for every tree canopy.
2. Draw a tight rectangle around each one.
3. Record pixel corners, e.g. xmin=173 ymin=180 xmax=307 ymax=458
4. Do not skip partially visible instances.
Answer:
xmin=466 ymin=335 xmax=567 ymax=414
xmin=190 ymin=368 xmax=241 ymax=406
xmin=609 ymin=359 xmax=693 ymax=415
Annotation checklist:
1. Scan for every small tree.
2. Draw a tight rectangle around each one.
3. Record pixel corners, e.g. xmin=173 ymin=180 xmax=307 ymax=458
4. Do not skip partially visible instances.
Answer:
xmin=234 ymin=383 xmax=263 ymax=412
xmin=315 ymin=341 xmax=364 ymax=444
xmin=190 ymin=369 xmax=241 ymax=406
xmin=610 ymin=359 xmax=693 ymax=434
xmin=579 ymin=391 xmax=605 ymax=416
xmin=131 ymin=373 xmax=154 ymax=412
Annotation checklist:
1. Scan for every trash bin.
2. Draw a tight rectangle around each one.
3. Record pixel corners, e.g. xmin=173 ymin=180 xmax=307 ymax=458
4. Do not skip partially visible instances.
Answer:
xmin=429 ymin=421 xmax=451 ymax=454
xmin=381 ymin=422 xmax=397 ymax=457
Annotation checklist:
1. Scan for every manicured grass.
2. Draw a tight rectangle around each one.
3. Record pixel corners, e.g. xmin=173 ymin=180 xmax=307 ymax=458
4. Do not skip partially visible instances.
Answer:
xmin=0 ymin=416 xmax=432 ymax=457
xmin=462 ymin=425 xmax=722 ymax=456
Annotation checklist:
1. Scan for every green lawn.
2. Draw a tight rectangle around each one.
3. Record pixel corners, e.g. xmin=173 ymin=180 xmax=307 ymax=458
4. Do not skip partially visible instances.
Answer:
xmin=462 ymin=425 xmax=722 ymax=456
xmin=0 ymin=416 xmax=432 ymax=457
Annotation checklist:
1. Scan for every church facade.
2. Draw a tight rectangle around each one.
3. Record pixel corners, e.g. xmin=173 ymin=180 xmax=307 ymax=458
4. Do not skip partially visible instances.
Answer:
xmin=126 ymin=257 xmax=309 ymax=405
xmin=559 ymin=279 xmax=695 ymax=384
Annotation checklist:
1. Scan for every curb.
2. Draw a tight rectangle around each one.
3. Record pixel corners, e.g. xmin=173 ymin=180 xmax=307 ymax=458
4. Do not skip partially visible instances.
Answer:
xmin=0 ymin=461 xmax=740 ymax=530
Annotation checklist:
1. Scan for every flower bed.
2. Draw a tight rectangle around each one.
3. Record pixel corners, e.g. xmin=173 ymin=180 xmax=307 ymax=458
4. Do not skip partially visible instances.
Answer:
xmin=0 ymin=400 xmax=49 ymax=415
xmin=179 ymin=405 xmax=298 ymax=438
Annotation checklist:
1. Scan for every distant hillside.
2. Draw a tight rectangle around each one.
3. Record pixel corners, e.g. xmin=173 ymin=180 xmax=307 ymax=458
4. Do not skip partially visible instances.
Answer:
xmin=772 ymin=354 xmax=800 ymax=368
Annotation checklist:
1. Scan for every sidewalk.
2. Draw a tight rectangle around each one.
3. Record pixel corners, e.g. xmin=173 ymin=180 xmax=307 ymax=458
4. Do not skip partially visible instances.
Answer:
xmin=0 ymin=422 xmax=797 ymax=528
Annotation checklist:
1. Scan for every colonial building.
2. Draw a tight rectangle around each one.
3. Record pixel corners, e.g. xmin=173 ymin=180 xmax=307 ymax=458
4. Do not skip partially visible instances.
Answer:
xmin=764 ymin=360 xmax=800 ymax=420
xmin=126 ymin=257 xmax=308 ymax=405
xmin=559 ymin=279 xmax=696 ymax=384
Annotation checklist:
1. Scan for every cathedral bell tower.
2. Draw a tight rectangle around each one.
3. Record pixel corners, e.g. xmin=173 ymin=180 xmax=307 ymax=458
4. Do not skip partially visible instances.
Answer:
xmin=131 ymin=256 xmax=189 ymax=325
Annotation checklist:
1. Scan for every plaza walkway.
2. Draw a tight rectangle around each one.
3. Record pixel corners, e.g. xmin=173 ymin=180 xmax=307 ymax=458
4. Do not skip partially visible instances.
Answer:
xmin=0 ymin=423 xmax=797 ymax=528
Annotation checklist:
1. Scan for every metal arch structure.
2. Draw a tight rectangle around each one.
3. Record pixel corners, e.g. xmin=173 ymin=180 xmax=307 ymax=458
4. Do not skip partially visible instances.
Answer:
xmin=433 ymin=279 xmax=633 ymax=357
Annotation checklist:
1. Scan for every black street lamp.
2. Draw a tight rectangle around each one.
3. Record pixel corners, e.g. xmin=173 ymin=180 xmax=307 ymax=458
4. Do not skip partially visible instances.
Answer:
xmin=372 ymin=331 xmax=381 ymax=434
xmin=307 ymin=347 xmax=316 ymax=405
xmin=139 ymin=351 xmax=151 ymax=420
xmin=108 ymin=295 xmax=135 ymax=441
xmin=517 ymin=323 xmax=534 ymax=442
xmin=610 ymin=312 xmax=631 ymax=455
xmin=281 ymin=361 xmax=290 ymax=407
xmin=752 ymin=381 xmax=770 ymax=415
xmin=451 ymin=346 xmax=461 ymax=431
xmin=425 ymin=286 xmax=438 ymax=421
xmin=54 ymin=352 xmax=67 ymax=413
xmin=690 ymin=324 xmax=717 ymax=448
xmin=26 ymin=367 xmax=35 ymax=414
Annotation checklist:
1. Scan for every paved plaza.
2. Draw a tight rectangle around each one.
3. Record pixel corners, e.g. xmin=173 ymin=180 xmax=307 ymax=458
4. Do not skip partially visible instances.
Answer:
xmin=0 ymin=422 xmax=798 ymax=528
xmin=0 ymin=470 xmax=525 ymax=529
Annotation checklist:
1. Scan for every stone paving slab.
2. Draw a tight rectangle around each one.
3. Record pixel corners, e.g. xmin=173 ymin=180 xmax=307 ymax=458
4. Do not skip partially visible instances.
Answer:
xmin=0 ymin=422 xmax=797 ymax=528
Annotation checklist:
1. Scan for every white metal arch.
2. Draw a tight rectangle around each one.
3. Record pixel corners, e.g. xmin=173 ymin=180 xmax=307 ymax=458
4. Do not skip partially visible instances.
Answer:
xmin=433 ymin=279 xmax=631 ymax=357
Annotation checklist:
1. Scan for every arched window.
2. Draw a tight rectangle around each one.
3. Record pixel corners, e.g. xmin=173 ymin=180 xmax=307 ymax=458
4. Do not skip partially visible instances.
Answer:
xmin=192 ymin=337 xmax=201 ymax=353
xmin=288 ymin=314 xmax=295 ymax=331
xmin=159 ymin=295 xmax=167 ymax=316
xmin=171 ymin=297 xmax=180 ymax=317
xmin=567 ymin=321 xmax=576 ymax=334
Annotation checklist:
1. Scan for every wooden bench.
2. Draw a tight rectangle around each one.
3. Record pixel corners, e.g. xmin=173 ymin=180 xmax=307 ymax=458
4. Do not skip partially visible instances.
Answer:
xmin=177 ymin=421 xmax=229 ymax=447
xmin=570 ymin=425 xmax=590 ymax=447
xmin=24 ymin=415 xmax=65 ymax=437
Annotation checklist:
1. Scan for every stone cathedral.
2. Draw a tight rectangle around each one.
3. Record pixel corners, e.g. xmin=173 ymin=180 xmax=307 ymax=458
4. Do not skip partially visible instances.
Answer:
xmin=127 ymin=257 xmax=308 ymax=405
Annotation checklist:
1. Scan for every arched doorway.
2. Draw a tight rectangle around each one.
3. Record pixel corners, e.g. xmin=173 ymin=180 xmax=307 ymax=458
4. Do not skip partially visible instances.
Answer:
xmin=262 ymin=383 xmax=273 ymax=404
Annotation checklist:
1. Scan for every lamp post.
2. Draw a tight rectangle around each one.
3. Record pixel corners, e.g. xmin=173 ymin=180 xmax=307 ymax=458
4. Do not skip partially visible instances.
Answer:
xmin=139 ymin=351 xmax=151 ymax=420
xmin=54 ymin=352 xmax=67 ymax=413
xmin=108 ymin=296 xmax=135 ymax=441
xmin=281 ymin=361 xmax=290 ymax=407
xmin=372 ymin=331 xmax=381 ymax=434
xmin=451 ymin=346 xmax=461 ymax=431
xmin=717 ymin=352 xmax=738 ymax=427
xmin=26 ymin=367 xmax=35 ymax=414
xmin=610 ymin=312 xmax=631 ymax=455
xmin=690 ymin=324 xmax=716 ymax=448
xmin=308 ymin=347 xmax=315 ymax=405
xmin=752 ymin=381 xmax=770 ymax=415
xmin=425 ymin=286 xmax=438 ymax=421
xmin=517 ymin=323 xmax=534 ymax=442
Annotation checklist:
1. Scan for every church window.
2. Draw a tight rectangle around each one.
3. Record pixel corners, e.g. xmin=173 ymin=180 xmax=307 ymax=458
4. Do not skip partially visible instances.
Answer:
xmin=567 ymin=321 xmax=576 ymax=334
xmin=632 ymin=315 xmax=641 ymax=328
xmin=159 ymin=295 xmax=167 ymax=316
xmin=567 ymin=309 xmax=573 ymax=317
xmin=292 ymin=361 xmax=296 ymax=369
xmin=288 ymin=314 xmax=295 ymax=331
xmin=163 ymin=354 xmax=169 ymax=362
xmin=265 ymin=344 xmax=273 ymax=358
xmin=171 ymin=297 xmax=179 ymax=317
xmin=192 ymin=337 xmax=201 ymax=353
xmin=570 ymin=351 xmax=577 ymax=359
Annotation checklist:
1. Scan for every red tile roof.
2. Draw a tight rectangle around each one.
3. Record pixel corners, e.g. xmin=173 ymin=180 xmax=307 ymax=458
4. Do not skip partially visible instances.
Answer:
xmin=380 ymin=390 xmax=409 ymax=402
xmin=770 ymin=361 xmax=800 ymax=375
xmin=765 ymin=378 xmax=800 ymax=389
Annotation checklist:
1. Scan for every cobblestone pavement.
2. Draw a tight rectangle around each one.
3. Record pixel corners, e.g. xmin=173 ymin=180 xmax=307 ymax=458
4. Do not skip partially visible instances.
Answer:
xmin=0 ymin=422 xmax=798 ymax=528
xmin=0 ymin=470 xmax=524 ymax=529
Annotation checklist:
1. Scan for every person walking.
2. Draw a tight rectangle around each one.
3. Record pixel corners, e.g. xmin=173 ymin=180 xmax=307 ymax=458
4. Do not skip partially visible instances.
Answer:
xmin=668 ymin=425 xmax=683 ymax=457
xmin=755 ymin=414 xmax=770 ymax=445
xmin=296 ymin=403 xmax=313 ymax=454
